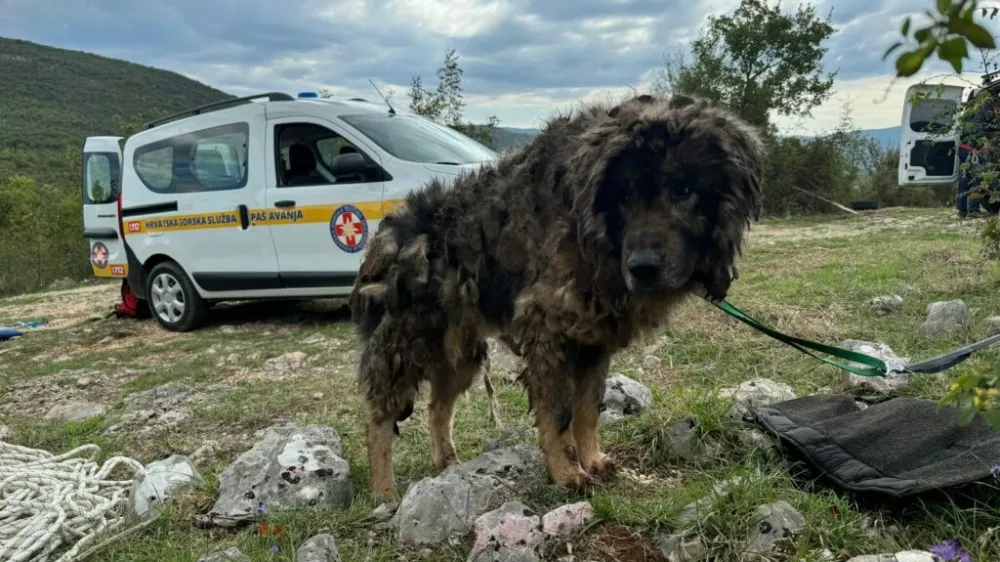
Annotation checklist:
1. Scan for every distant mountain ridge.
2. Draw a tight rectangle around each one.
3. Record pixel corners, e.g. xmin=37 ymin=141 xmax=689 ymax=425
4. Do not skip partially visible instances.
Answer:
xmin=494 ymin=125 xmax=904 ymax=152
xmin=0 ymin=34 xmax=905 ymax=183
xmin=858 ymin=126 xmax=902 ymax=150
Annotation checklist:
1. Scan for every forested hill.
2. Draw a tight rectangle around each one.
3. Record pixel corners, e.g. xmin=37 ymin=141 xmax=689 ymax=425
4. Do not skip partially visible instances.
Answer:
xmin=0 ymin=37 xmax=233 ymax=186
xmin=0 ymin=37 xmax=541 ymax=186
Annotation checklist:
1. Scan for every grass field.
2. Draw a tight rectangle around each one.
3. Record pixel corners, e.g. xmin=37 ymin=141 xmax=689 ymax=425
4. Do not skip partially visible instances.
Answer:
xmin=2 ymin=207 xmax=1000 ymax=561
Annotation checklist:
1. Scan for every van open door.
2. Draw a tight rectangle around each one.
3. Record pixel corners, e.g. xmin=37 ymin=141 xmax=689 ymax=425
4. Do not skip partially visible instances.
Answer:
xmin=82 ymin=136 xmax=128 ymax=279
xmin=898 ymin=84 xmax=964 ymax=185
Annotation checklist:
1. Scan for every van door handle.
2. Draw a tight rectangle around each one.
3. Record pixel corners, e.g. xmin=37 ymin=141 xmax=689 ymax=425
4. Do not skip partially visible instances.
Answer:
xmin=237 ymin=205 xmax=250 ymax=230
xmin=275 ymin=200 xmax=295 ymax=208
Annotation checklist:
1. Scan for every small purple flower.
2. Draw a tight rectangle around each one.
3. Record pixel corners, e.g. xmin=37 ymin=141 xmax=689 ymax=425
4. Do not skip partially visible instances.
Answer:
xmin=991 ymin=463 xmax=1000 ymax=478
xmin=271 ymin=545 xmax=279 ymax=553
xmin=929 ymin=538 xmax=972 ymax=562
xmin=256 ymin=502 xmax=267 ymax=516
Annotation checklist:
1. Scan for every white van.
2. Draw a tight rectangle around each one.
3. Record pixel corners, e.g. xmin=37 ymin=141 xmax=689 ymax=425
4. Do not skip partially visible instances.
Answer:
xmin=897 ymin=83 xmax=966 ymax=186
xmin=82 ymin=92 xmax=499 ymax=332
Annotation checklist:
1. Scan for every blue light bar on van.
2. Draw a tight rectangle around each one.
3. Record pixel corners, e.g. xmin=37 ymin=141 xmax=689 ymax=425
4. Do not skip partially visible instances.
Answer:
xmin=298 ymin=91 xmax=318 ymax=99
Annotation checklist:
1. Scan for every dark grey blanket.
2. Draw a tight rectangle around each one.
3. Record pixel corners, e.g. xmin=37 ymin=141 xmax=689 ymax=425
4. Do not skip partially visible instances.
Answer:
xmin=751 ymin=395 xmax=1000 ymax=498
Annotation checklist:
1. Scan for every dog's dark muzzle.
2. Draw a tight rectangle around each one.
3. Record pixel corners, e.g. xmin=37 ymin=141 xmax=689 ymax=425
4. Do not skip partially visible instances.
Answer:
xmin=626 ymin=250 xmax=662 ymax=286
xmin=624 ymin=248 xmax=694 ymax=293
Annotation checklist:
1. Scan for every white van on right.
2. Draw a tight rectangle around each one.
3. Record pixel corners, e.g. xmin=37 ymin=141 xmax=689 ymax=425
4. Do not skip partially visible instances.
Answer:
xmin=897 ymin=83 xmax=965 ymax=186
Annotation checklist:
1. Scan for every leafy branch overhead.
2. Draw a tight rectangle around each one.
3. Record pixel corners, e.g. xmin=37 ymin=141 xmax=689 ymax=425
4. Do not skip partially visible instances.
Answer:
xmin=887 ymin=0 xmax=998 ymax=76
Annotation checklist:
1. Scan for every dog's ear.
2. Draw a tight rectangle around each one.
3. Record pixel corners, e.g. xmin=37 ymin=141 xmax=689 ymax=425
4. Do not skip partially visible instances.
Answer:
xmin=699 ymin=109 xmax=767 ymax=301
xmin=572 ymin=123 xmax=637 ymax=257
xmin=721 ymin=113 xmax=767 ymax=222
xmin=667 ymin=94 xmax=697 ymax=110
xmin=607 ymin=93 xmax=657 ymax=118
xmin=699 ymin=259 xmax=736 ymax=302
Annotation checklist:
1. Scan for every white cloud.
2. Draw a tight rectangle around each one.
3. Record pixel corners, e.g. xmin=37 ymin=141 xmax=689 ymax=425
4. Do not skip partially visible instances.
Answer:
xmin=384 ymin=0 xmax=511 ymax=37
xmin=3 ymin=0 xmax=998 ymax=133
xmin=772 ymin=70 xmax=987 ymax=136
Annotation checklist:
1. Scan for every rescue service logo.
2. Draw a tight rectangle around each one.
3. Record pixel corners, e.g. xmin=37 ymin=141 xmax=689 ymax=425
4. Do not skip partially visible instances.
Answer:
xmin=330 ymin=204 xmax=368 ymax=253
xmin=91 ymin=242 xmax=109 ymax=269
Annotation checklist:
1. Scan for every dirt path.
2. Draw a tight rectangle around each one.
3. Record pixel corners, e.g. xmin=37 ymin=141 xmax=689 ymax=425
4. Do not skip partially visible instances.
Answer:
xmin=0 ymin=208 xmax=978 ymax=334
xmin=1 ymin=282 xmax=118 ymax=330
xmin=749 ymin=207 xmax=977 ymax=245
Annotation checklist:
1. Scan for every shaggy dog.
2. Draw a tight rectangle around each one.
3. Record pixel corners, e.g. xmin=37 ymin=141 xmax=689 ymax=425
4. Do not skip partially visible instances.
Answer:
xmin=349 ymin=93 xmax=765 ymax=498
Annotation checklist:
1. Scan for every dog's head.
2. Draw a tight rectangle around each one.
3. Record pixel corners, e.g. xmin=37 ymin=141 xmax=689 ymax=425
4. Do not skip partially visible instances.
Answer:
xmin=573 ymin=93 xmax=765 ymax=302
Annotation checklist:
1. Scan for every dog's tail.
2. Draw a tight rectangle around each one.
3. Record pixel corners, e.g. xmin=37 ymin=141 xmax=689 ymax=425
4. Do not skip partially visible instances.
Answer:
xmin=349 ymin=282 xmax=389 ymax=341
xmin=348 ymin=221 xmax=402 ymax=341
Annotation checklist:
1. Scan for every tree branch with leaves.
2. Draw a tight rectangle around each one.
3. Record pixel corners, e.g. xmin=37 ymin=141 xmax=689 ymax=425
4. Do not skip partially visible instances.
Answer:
xmin=887 ymin=0 xmax=998 ymax=76
xmin=654 ymin=0 xmax=837 ymax=132
xmin=407 ymin=48 xmax=502 ymax=150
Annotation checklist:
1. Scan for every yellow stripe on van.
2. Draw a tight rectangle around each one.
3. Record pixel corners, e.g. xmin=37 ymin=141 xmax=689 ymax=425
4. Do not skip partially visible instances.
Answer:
xmin=124 ymin=199 xmax=405 ymax=236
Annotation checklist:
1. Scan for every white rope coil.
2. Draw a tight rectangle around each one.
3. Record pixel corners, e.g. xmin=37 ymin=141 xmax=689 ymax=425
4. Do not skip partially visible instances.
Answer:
xmin=0 ymin=440 xmax=144 ymax=562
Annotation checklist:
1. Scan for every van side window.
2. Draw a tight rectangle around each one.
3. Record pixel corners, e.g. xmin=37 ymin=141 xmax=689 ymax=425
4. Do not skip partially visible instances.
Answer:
xmin=83 ymin=152 xmax=120 ymax=205
xmin=274 ymin=122 xmax=389 ymax=187
xmin=133 ymin=122 xmax=249 ymax=194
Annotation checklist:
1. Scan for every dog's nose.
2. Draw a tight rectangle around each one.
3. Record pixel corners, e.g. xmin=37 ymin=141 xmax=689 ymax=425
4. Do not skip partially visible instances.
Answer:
xmin=627 ymin=250 xmax=662 ymax=284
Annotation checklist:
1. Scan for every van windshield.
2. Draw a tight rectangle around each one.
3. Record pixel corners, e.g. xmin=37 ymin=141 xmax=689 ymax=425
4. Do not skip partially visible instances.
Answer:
xmin=340 ymin=113 xmax=498 ymax=165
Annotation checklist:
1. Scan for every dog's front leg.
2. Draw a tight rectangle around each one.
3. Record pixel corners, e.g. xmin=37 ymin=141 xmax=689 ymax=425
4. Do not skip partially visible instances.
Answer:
xmin=571 ymin=346 xmax=614 ymax=478
xmin=366 ymin=416 xmax=398 ymax=499
xmin=522 ymin=351 xmax=593 ymax=491
xmin=428 ymin=375 xmax=462 ymax=471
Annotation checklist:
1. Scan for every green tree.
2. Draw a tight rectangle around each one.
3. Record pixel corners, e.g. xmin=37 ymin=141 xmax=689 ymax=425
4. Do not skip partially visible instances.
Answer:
xmin=655 ymin=0 xmax=837 ymax=131
xmin=408 ymin=74 xmax=444 ymax=121
xmin=0 ymin=175 xmax=89 ymax=295
xmin=436 ymin=48 xmax=466 ymax=127
xmin=407 ymin=49 xmax=502 ymax=150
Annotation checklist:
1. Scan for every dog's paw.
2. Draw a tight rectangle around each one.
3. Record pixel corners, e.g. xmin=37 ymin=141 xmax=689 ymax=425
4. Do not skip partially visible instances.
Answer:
xmin=556 ymin=466 xmax=599 ymax=493
xmin=434 ymin=456 xmax=461 ymax=472
xmin=372 ymin=484 xmax=401 ymax=503
xmin=587 ymin=453 xmax=618 ymax=481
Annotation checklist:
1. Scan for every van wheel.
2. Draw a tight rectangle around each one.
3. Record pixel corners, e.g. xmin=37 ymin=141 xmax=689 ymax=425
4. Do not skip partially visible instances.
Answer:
xmin=146 ymin=261 xmax=207 ymax=332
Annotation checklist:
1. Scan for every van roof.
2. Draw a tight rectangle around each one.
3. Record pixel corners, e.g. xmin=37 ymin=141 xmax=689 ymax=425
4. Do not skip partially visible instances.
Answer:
xmin=138 ymin=91 xmax=398 ymax=132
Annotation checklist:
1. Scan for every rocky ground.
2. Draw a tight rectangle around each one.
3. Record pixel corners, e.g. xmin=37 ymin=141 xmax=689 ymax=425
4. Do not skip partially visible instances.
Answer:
xmin=2 ymin=207 xmax=999 ymax=561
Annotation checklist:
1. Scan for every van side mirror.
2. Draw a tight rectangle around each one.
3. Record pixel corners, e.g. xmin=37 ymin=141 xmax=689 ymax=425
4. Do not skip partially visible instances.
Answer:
xmin=331 ymin=152 xmax=366 ymax=176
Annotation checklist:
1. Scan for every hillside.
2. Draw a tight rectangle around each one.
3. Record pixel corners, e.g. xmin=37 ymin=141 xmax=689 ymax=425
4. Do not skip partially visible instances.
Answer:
xmin=490 ymin=127 xmax=537 ymax=150
xmin=794 ymin=126 xmax=901 ymax=151
xmin=0 ymin=36 xmax=905 ymax=187
xmin=861 ymin=126 xmax=901 ymax=150
xmin=0 ymin=37 xmax=234 ymax=186
xmin=0 ymin=37 xmax=542 ymax=185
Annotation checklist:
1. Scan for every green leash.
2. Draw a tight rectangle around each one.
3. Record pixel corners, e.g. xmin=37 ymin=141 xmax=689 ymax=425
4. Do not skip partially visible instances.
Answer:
xmin=712 ymin=298 xmax=1000 ymax=378
xmin=711 ymin=299 xmax=891 ymax=377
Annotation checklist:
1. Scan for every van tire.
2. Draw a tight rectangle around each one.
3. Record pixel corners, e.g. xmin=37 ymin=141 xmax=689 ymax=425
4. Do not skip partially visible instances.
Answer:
xmin=145 ymin=261 xmax=207 ymax=332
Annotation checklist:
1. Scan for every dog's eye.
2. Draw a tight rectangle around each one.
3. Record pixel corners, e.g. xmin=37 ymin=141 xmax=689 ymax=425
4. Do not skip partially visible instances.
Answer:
xmin=671 ymin=183 xmax=693 ymax=201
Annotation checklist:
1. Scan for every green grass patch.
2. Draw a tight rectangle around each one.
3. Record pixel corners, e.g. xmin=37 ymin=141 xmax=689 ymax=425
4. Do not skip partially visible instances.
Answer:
xmin=3 ymin=208 xmax=1000 ymax=561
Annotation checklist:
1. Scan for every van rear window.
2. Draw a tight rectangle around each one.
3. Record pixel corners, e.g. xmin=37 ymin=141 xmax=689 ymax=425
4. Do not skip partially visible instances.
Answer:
xmin=83 ymin=152 xmax=120 ymax=205
xmin=132 ymin=122 xmax=249 ymax=194
xmin=909 ymin=98 xmax=957 ymax=134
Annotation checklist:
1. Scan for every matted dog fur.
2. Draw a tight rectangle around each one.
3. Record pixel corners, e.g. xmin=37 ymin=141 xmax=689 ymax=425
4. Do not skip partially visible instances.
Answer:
xmin=348 ymin=93 xmax=765 ymax=498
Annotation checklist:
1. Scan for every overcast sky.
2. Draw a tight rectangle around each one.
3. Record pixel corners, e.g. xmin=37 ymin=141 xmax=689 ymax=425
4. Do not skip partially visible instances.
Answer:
xmin=2 ymin=0 xmax=997 ymax=134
